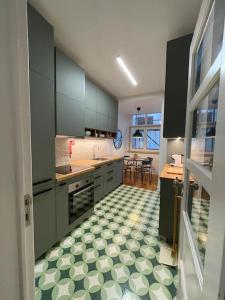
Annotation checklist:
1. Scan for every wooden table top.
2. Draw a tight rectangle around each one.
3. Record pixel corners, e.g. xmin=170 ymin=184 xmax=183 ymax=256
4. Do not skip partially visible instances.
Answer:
xmin=160 ymin=163 xmax=184 ymax=180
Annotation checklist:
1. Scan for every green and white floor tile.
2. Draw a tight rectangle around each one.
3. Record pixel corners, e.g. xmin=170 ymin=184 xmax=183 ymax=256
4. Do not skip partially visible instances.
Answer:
xmin=35 ymin=185 xmax=178 ymax=299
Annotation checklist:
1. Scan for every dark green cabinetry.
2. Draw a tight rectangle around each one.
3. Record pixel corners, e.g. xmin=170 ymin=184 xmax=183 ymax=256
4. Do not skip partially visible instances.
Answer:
xmin=30 ymin=70 xmax=55 ymax=185
xmin=113 ymin=159 xmax=124 ymax=189
xmin=28 ymin=4 xmax=56 ymax=259
xmin=55 ymin=48 xmax=85 ymax=137
xmin=94 ymin=159 xmax=123 ymax=202
xmin=55 ymin=48 xmax=85 ymax=101
xmin=104 ymin=162 xmax=114 ymax=195
xmin=84 ymin=78 xmax=118 ymax=133
xmin=28 ymin=4 xmax=55 ymax=186
xmin=93 ymin=166 xmax=104 ymax=204
xmin=27 ymin=4 xmax=54 ymax=80
xmin=56 ymin=92 xmax=85 ymax=137
xmin=56 ymin=181 xmax=68 ymax=241
xmin=33 ymin=183 xmax=56 ymax=259
xmin=163 ymin=34 xmax=192 ymax=138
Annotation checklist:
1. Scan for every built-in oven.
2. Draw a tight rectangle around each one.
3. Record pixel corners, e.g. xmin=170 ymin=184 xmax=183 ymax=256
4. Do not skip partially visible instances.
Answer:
xmin=68 ymin=177 xmax=94 ymax=224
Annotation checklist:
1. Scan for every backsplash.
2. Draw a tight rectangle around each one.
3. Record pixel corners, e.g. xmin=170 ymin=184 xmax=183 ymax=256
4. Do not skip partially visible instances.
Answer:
xmin=55 ymin=136 xmax=126 ymax=166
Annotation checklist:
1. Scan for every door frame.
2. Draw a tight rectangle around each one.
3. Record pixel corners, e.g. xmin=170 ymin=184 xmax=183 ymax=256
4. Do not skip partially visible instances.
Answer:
xmin=178 ymin=0 xmax=225 ymax=299
xmin=11 ymin=0 xmax=35 ymax=299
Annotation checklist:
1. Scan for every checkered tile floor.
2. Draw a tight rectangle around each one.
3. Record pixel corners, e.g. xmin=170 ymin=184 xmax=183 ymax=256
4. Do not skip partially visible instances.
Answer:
xmin=191 ymin=197 xmax=210 ymax=266
xmin=35 ymin=185 xmax=178 ymax=299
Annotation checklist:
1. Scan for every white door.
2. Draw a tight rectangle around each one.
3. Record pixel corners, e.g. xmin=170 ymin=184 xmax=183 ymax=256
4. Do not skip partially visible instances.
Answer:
xmin=178 ymin=0 xmax=225 ymax=299
xmin=9 ymin=0 xmax=35 ymax=299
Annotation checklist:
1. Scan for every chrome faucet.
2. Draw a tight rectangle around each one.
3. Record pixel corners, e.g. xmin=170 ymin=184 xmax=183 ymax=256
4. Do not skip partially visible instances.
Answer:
xmin=92 ymin=144 xmax=98 ymax=159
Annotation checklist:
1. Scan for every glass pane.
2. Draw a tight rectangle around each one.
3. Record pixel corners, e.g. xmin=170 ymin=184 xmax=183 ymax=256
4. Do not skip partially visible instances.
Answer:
xmin=187 ymin=174 xmax=210 ymax=267
xmin=190 ymin=81 xmax=219 ymax=171
xmin=132 ymin=114 xmax=146 ymax=125
xmin=193 ymin=1 xmax=225 ymax=95
xmin=146 ymin=113 xmax=161 ymax=125
xmin=193 ymin=4 xmax=214 ymax=94
xmin=147 ymin=129 xmax=160 ymax=150
xmin=131 ymin=129 xmax=144 ymax=149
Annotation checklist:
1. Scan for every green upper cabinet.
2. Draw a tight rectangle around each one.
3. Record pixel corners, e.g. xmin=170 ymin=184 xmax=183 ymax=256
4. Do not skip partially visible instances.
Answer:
xmin=55 ymin=48 xmax=85 ymax=102
xmin=96 ymin=87 xmax=110 ymax=115
xmin=27 ymin=4 xmax=54 ymax=81
xmin=85 ymin=78 xmax=97 ymax=111
xmin=55 ymin=48 xmax=85 ymax=137
xmin=28 ymin=4 xmax=55 ymax=185
xmin=56 ymin=92 xmax=85 ymax=137
xmin=84 ymin=78 xmax=118 ymax=133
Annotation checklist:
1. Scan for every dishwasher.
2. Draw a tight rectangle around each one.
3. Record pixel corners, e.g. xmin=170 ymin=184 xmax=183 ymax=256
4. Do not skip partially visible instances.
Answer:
xmin=68 ymin=177 xmax=94 ymax=224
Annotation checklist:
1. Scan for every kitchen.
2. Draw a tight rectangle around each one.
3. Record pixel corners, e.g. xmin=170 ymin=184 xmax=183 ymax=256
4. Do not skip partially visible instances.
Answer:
xmin=2 ymin=0 xmax=225 ymax=300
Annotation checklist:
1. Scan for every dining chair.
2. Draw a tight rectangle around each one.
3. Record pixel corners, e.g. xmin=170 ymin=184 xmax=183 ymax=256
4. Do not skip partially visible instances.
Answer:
xmin=123 ymin=157 xmax=133 ymax=180
xmin=135 ymin=157 xmax=153 ymax=185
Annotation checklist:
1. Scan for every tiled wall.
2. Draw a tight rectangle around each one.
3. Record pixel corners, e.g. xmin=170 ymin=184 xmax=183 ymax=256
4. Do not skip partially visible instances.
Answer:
xmin=55 ymin=137 xmax=125 ymax=166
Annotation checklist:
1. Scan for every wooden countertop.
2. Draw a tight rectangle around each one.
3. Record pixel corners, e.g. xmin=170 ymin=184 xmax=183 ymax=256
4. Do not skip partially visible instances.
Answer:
xmin=56 ymin=156 xmax=123 ymax=182
xmin=70 ymin=156 xmax=122 ymax=167
xmin=160 ymin=163 xmax=184 ymax=181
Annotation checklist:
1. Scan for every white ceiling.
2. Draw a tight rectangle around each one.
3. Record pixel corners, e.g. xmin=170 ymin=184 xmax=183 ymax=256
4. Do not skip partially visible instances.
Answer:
xmin=29 ymin=0 xmax=202 ymax=99
xmin=119 ymin=93 xmax=163 ymax=115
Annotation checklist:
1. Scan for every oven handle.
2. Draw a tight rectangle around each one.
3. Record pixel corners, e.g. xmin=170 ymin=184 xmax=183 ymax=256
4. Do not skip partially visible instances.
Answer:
xmin=72 ymin=184 xmax=94 ymax=197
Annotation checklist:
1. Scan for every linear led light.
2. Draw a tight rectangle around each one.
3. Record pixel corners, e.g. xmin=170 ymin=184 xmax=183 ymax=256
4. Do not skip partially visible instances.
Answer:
xmin=116 ymin=56 xmax=138 ymax=86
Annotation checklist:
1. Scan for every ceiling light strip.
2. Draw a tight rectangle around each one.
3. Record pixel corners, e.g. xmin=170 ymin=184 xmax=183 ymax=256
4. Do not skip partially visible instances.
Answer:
xmin=116 ymin=56 xmax=138 ymax=86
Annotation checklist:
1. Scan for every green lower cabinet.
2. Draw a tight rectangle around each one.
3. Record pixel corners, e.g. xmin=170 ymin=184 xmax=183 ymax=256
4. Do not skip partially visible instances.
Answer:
xmin=94 ymin=166 xmax=104 ymax=203
xmin=33 ymin=183 xmax=56 ymax=259
xmin=113 ymin=159 xmax=124 ymax=188
xmin=104 ymin=162 xmax=114 ymax=196
xmin=56 ymin=181 xmax=69 ymax=241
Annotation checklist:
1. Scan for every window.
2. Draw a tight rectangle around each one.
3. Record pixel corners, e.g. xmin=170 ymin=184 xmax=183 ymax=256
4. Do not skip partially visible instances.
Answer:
xmin=130 ymin=113 xmax=161 ymax=152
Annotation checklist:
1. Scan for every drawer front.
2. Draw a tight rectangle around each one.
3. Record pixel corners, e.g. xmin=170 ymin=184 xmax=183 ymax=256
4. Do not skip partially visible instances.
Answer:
xmin=104 ymin=176 xmax=114 ymax=195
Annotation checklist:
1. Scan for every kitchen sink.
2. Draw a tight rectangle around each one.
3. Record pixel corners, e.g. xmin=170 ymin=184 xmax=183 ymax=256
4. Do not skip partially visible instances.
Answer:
xmin=93 ymin=158 xmax=108 ymax=161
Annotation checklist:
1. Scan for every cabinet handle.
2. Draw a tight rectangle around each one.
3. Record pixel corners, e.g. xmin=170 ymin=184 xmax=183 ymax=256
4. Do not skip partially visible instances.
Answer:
xmin=94 ymin=175 xmax=101 ymax=180
xmin=107 ymin=177 xmax=113 ymax=182
xmin=33 ymin=178 xmax=52 ymax=186
xmin=59 ymin=182 xmax=67 ymax=187
xmin=94 ymin=184 xmax=101 ymax=189
xmin=33 ymin=188 xmax=53 ymax=197
xmin=107 ymin=170 xmax=113 ymax=175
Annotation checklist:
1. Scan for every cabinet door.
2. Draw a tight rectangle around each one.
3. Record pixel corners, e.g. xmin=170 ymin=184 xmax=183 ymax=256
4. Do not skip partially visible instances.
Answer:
xmin=113 ymin=159 xmax=123 ymax=187
xmin=85 ymin=78 xmax=97 ymax=111
xmin=85 ymin=109 xmax=97 ymax=129
xmin=108 ymin=98 xmax=118 ymax=132
xmin=56 ymin=182 xmax=69 ymax=241
xmin=33 ymin=185 xmax=56 ymax=259
xmin=27 ymin=4 xmax=54 ymax=80
xmin=96 ymin=88 xmax=109 ymax=115
xmin=163 ymin=34 xmax=192 ymax=138
xmin=96 ymin=113 xmax=108 ymax=131
xmin=56 ymin=92 xmax=85 ymax=137
xmin=30 ymin=70 xmax=55 ymax=185
xmin=94 ymin=173 xmax=104 ymax=204
xmin=55 ymin=48 xmax=85 ymax=102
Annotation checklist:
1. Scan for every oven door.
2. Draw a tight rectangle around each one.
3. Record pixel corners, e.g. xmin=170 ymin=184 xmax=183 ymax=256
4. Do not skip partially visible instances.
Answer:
xmin=69 ymin=183 xmax=94 ymax=224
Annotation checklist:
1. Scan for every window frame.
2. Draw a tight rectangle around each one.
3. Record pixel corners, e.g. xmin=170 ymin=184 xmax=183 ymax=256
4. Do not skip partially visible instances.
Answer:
xmin=129 ymin=124 xmax=161 ymax=154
